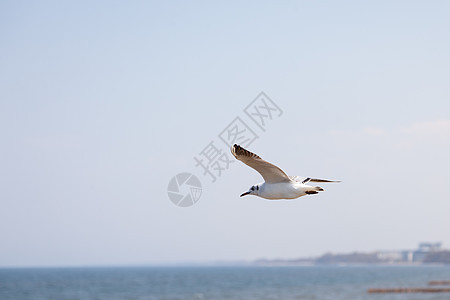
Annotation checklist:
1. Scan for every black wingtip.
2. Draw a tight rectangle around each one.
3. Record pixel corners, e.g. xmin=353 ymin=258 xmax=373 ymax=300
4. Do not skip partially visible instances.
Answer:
xmin=302 ymin=177 xmax=311 ymax=184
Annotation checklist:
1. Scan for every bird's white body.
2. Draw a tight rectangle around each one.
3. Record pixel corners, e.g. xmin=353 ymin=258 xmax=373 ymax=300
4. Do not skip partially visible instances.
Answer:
xmin=231 ymin=144 xmax=339 ymax=200
xmin=250 ymin=181 xmax=323 ymax=200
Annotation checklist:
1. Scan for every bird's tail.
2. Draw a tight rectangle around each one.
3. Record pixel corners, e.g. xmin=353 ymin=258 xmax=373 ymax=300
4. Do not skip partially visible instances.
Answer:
xmin=305 ymin=186 xmax=324 ymax=195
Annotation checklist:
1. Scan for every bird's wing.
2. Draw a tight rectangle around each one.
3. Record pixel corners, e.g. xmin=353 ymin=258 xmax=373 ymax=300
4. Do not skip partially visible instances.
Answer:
xmin=231 ymin=144 xmax=290 ymax=183
xmin=290 ymin=176 xmax=341 ymax=184
xmin=309 ymin=178 xmax=341 ymax=183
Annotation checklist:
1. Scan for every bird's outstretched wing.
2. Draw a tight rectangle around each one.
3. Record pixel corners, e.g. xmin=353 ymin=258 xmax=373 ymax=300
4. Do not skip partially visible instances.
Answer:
xmin=290 ymin=176 xmax=341 ymax=184
xmin=231 ymin=144 xmax=290 ymax=183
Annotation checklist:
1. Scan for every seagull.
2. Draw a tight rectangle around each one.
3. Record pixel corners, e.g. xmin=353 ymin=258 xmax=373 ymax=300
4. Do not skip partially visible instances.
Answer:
xmin=231 ymin=144 xmax=340 ymax=199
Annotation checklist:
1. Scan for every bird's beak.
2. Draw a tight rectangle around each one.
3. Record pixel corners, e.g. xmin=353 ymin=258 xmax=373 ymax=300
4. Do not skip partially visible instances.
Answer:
xmin=240 ymin=191 xmax=250 ymax=197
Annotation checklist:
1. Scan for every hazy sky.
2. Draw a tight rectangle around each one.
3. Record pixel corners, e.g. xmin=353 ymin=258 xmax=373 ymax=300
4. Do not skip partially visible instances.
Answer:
xmin=1 ymin=1 xmax=449 ymax=267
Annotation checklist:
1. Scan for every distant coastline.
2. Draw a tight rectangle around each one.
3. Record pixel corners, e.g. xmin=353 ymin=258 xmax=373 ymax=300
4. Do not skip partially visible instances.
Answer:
xmin=254 ymin=242 xmax=450 ymax=266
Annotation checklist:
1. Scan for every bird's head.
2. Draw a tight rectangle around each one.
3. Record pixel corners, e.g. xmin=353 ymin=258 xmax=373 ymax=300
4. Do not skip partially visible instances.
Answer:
xmin=240 ymin=184 xmax=260 ymax=197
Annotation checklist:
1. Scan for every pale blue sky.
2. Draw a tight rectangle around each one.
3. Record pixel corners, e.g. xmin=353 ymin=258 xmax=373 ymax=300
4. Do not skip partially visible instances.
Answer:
xmin=1 ymin=1 xmax=449 ymax=266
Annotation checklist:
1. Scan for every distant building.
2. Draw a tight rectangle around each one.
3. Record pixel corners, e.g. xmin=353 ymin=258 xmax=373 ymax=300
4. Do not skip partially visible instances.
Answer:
xmin=377 ymin=242 xmax=443 ymax=263
xmin=418 ymin=242 xmax=442 ymax=252
xmin=412 ymin=242 xmax=442 ymax=262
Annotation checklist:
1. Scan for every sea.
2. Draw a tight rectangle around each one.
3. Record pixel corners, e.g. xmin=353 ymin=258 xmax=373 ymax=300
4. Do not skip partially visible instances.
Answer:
xmin=1 ymin=265 xmax=450 ymax=300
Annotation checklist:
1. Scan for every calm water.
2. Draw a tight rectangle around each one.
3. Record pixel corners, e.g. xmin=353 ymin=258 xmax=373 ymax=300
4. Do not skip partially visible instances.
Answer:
xmin=1 ymin=266 xmax=450 ymax=300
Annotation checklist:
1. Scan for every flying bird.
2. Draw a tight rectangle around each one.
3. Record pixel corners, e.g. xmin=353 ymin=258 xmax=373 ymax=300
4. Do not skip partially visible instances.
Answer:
xmin=231 ymin=144 xmax=340 ymax=199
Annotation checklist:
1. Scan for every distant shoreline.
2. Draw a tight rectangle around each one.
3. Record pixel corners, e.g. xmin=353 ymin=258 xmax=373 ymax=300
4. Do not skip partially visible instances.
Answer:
xmin=0 ymin=263 xmax=449 ymax=269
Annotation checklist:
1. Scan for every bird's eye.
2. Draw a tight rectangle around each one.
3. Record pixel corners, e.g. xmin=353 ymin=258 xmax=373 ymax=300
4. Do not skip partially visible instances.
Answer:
xmin=251 ymin=187 xmax=254 ymax=191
